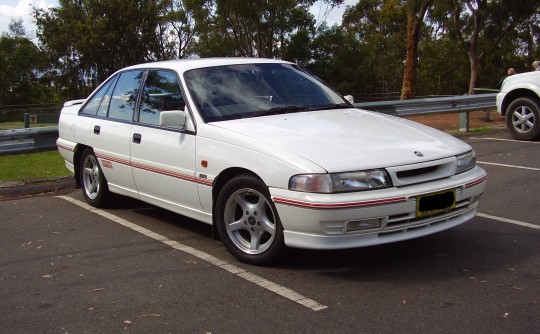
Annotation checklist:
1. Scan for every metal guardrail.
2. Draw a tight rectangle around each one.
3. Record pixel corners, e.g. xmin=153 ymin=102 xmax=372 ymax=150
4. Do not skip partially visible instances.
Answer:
xmin=354 ymin=93 xmax=497 ymax=116
xmin=0 ymin=94 xmax=497 ymax=155
xmin=0 ymin=126 xmax=59 ymax=156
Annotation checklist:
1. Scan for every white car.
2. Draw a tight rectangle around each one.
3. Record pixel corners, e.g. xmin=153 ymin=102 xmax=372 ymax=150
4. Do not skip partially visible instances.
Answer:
xmin=497 ymin=71 xmax=540 ymax=140
xmin=57 ymin=58 xmax=487 ymax=264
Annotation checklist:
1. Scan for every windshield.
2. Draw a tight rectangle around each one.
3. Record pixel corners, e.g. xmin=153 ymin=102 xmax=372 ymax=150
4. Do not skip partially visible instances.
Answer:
xmin=183 ymin=63 xmax=349 ymax=122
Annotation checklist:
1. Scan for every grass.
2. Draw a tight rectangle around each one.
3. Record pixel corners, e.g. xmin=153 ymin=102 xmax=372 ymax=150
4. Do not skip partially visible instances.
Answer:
xmin=449 ymin=126 xmax=499 ymax=135
xmin=0 ymin=151 xmax=72 ymax=182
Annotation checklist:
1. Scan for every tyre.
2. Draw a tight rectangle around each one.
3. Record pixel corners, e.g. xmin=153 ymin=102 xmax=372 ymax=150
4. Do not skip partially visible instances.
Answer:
xmin=505 ymin=97 xmax=540 ymax=140
xmin=80 ymin=148 xmax=110 ymax=207
xmin=215 ymin=174 xmax=285 ymax=265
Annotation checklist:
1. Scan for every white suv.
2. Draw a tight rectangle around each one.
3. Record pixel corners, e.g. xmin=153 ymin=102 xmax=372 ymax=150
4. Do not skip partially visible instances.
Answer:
xmin=497 ymin=71 xmax=540 ymax=140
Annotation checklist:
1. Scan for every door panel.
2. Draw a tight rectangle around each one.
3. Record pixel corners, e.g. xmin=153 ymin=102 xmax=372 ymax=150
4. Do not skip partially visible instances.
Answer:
xmin=130 ymin=69 xmax=202 ymax=215
xmin=130 ymin=125 xmax=201 ymax=213
xmin=91 ymin=120 xmax=137 ymax=196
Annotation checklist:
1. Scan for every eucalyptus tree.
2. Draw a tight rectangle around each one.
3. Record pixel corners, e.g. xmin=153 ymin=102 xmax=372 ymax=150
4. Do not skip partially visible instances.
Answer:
xmin=35 ymin=0 xmax=168 ymax=97
xmin=196 ymin=0 xmax=343 ymax=58
xmin=0 ymin=19 xmax=49 ymax=104
xmin=343 ymin=0 xmax=407 ymax=98
xmin=401 ymin=0 xmax=433 ymax=99
xmin=431 ymin=0 xmax=540 ymax=94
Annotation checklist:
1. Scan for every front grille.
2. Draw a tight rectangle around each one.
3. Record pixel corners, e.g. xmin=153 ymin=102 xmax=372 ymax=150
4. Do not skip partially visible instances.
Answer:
xmin=396 ymin=165 xmax=438 ymax=179
xmin=386 ymin=157 xmax=456 ymax=186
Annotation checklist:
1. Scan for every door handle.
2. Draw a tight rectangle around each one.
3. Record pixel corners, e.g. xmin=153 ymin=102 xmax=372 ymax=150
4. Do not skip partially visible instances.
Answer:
xmin=93 ymin=125 xmax=100 ymax=135
xmin=132 ymin=133 xmax=142 ymax=144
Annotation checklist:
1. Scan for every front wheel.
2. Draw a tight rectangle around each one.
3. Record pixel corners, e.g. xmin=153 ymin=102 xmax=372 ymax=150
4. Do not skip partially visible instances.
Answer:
xmin=215 ymin=174 xmax=285 ymax=265
xmin=80 ymin=148 xmax=110 ymax=207
xmin=505 ymin=97 xmax=540 ymax=140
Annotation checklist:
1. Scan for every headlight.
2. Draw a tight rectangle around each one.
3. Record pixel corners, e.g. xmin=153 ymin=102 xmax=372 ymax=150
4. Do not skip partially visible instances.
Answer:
xmin=289 ymin=169 xmax=391 ymax=193
xmin=456 ymin=150 xmax=476 ymax=174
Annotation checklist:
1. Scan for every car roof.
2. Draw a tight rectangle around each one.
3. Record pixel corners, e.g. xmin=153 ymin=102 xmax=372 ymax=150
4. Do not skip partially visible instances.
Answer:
xmin=122 ymin=58 xmax=293 ymax=73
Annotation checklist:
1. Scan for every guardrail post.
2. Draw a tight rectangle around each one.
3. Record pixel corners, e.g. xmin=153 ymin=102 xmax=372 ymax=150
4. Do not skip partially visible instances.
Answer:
xmin=24 ymin=113 xmax=30 ymax=128
xmin=459 ymin=112 xmax=470 ymax=132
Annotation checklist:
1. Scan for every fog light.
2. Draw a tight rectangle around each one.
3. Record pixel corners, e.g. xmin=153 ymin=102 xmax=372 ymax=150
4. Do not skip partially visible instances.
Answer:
xmin=347 ymin=218 xmax=382 ymax=231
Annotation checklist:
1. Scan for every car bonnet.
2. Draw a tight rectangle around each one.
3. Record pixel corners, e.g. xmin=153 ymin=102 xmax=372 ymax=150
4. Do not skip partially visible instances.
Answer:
xmin=209 ymin=108 xmax=471 ymax=173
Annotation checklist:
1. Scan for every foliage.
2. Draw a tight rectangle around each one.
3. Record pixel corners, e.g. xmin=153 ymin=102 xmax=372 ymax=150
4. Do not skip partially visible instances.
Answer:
xmin=429 ymin=0 xmax=540 ymax=94
xmin=194 ymin=0 xmax=334 ymax=58
xmin=34 ymin=0 xmax=169 ymax=98
xmin=342 ymin=0 xmax=407 ymax=97
xmin=303 ymin=24 xmax=378 ymax=97
xmin=0 ymin=0 xmax=539 ymax=103
xmin=0 ymin=19 xmax=55 ymax=105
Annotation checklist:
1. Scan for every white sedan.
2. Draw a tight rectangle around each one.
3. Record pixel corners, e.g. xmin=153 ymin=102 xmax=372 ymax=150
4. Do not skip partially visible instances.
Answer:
xmin=57 ymin=58 xmax=487 ymax=265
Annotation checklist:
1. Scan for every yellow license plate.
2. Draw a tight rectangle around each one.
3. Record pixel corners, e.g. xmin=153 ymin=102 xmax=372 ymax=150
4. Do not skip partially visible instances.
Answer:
xmin=416 ymin=189 xmax=456 ymax=217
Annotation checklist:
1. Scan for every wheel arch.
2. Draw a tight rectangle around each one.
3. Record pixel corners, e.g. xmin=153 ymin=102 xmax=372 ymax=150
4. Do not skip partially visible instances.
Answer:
xmin=72 ymin=144 xmax=92 ymax=188
xmin=210 ymin=167 xmax=265 ymax=238
xmin=501 ymin=89 xmax=540 ymax=116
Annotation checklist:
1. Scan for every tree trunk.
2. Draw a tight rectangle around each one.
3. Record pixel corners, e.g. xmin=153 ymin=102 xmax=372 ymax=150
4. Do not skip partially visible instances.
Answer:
xmin=467 ymin=2 xmax=483 ymax=95
xmin=400 ymin=1 xmax=431 ymax=100
xmin=401 ymin=12 xmax=417 ymax=100
xmin=468 ymin=51 xmax=479 ymax=95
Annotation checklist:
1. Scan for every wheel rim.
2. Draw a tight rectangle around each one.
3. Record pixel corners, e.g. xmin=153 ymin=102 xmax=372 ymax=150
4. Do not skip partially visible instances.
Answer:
xmin=511 ymin=105 xmax=536 ymax=134
xmin=82 ymin=154 xmax=101 ymax=200
xmin=223 ymin=188 xmax=276 ymax=255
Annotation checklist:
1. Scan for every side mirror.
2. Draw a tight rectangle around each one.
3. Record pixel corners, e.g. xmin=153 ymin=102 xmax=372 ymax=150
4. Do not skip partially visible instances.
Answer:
xmin=160 ymin=110 xmax=186 ymax=128
xmin=344 ymin=95 xmax=354 ymax=104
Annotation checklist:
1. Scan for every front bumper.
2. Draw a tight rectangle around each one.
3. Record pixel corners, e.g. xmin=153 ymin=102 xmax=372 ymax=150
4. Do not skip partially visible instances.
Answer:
xmin=270 ymin=166 xmax=486 ymax=250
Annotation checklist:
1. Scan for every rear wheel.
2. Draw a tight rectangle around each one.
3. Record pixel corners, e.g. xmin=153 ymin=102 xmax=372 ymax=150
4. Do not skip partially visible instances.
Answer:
xmin=505 ymin=97 xmax=540 ymax=140
xmin=80 ymin=148 xmax=110 ymax=207
xmin=215 ymin=174 xmax=285 ymax=265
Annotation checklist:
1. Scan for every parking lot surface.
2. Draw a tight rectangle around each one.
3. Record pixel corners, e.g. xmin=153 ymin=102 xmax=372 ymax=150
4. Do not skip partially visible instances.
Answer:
xmin=1 ymin=129 xmax=539 ymax=333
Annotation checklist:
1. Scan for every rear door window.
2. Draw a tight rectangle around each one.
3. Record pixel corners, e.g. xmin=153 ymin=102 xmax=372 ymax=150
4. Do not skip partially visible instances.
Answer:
xmin=80 ymin=77 xmax=116 ymax=116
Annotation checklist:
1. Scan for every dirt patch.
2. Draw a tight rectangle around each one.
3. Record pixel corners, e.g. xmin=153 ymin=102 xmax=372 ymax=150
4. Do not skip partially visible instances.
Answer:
xmin=405 ymin=110 xmax=506 ymax=132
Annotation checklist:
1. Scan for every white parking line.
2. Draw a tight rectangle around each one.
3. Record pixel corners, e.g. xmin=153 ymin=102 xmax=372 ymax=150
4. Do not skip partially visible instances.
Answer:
xmin=478 ymin=213 xmax=540 ymax=230
xmin=56 ymin=195 xmax=328 ymax=312
xmin=477 ymin=161 xmax=540 ymax=171
xmin=470 ymin=137 xmax=540 ymax=144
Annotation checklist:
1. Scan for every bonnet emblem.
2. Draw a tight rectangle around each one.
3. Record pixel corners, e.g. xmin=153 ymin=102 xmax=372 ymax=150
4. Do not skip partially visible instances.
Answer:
xmin=414 ymin=151 xmax=424 ymax=157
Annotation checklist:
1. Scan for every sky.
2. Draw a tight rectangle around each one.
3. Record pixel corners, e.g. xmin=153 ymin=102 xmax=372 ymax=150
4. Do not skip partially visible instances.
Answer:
xmin=0 ymin=0 xmax=55 ymax=36
xmin=0 ymin=0 xmax=357 ymax=38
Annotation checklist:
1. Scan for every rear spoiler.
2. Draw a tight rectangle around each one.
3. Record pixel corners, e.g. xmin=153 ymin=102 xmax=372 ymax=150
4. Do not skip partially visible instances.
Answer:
xmin=63 ymin=99 xmax=86 ymax=107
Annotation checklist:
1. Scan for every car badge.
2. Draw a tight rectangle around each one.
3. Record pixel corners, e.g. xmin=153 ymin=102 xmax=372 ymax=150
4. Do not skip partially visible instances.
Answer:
xmin=414 ymin=151 xmax=424 ymax=157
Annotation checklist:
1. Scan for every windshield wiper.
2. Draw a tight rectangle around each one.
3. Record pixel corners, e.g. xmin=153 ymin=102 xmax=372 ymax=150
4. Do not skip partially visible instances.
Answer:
xmin=305 ymin=103 xmax=351 ymax=111
xmin=251 ymin=105 xmax=307 ymax=117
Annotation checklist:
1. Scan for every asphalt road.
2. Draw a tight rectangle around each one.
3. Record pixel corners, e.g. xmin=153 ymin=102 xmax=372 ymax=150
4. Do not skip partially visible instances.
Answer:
xmin=1 ymin=129 xmax=539 ymax=333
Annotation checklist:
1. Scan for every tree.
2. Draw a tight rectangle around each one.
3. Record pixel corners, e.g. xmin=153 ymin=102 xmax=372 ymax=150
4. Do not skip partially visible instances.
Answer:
xmin=0 ymin=19 xmax=50 ymax=104
xmin=434 ymin=0 xmax=540 ymax=94
xmin=2 ymin=18 xmax=27 ymax=38
xmin=343 ymin=0 xmax=407 ymax=98
xmin=304 ymin=24 xmax=378 ymax=97
xmin=158 ymin=0 xmax=210 ymax=59
xmin=193 ymin=0 xmax=343 ymax=58
xmin=400 ymin=0 xmax=432 ymax=99
xmin=35 ymin=0 xmax=169 ymax=98
xmin=213 ymin=0 xmax=316 ymax=58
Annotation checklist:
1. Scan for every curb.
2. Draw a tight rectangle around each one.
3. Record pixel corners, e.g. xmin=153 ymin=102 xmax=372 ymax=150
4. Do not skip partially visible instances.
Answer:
xmin=0 ymin=176 xmax=77 ymax=201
